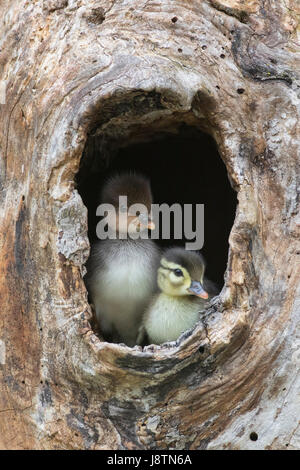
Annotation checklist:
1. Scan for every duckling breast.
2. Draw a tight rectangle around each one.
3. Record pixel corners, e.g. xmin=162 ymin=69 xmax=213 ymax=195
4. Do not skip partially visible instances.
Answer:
xmin=145 ymin=295 xmax=201 ymax=345
xmin=86 ymin=238 xmax=160 ymax=344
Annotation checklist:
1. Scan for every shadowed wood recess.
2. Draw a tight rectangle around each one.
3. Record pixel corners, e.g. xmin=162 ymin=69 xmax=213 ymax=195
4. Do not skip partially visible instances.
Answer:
xmin=0 ymin=0 xmax=299 ymax=450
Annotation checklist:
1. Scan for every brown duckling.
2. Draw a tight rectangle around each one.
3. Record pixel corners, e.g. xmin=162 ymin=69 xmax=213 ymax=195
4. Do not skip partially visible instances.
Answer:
xmin=85 ymin=173 xmax=160 ymax=346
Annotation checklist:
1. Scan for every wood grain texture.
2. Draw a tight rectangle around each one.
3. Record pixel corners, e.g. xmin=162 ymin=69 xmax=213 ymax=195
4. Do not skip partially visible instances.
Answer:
xmin=0 ymin=0 xmax=299 ymax=449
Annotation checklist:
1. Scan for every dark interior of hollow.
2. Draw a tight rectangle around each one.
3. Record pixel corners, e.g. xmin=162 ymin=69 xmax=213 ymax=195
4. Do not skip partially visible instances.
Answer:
xmin=77 ymin=126 xmax=237 ymax=288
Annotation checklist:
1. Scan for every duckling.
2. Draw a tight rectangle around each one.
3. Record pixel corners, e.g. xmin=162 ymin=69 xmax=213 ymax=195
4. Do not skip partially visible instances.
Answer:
xmin=137 ymin=247 xmax=218 ymax=345
xmin=85 ymin=172 xmax=160 ymax=347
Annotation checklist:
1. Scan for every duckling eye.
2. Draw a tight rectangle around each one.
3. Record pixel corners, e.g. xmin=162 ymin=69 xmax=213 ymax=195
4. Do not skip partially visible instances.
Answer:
xmin=174 ymin=269 xmax=183 ymax=277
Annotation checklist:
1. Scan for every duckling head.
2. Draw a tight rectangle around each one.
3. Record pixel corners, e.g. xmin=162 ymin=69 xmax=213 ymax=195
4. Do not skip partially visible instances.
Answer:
xmin=157 ymin=248 xmax=208 ymax=299
xmin=100 ymin=172 xmax=155 ymax=235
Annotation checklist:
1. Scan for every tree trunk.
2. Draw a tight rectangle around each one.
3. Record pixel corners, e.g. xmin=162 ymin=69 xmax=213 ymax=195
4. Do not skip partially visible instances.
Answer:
xmin=0 ymin=0 xmax=299 ymax=450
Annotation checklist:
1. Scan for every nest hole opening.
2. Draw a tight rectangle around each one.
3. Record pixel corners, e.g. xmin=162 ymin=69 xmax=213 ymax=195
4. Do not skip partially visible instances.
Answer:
xmin=76 ymin=123 xmax=236 ymax=344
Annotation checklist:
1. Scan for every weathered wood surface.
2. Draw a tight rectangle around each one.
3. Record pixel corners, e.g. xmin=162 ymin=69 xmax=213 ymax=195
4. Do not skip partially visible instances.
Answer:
xmin=0 ymin=0 xmax=299 ymax=449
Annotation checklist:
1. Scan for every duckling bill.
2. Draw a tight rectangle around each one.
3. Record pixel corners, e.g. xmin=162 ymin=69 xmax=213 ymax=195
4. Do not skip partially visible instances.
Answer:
xmin=138 ymin=247 xmax=218 ymax=345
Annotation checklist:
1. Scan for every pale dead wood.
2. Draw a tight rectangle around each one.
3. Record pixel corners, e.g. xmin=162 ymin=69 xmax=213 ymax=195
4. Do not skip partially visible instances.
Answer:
xmin=0 ymin=0 xmax=299 ymax=450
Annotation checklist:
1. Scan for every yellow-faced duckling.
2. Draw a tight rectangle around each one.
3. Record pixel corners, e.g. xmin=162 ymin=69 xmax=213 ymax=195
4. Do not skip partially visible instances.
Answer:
xmin=137 ymin=247 xmax=218 ymax=345
xmin=85 ymin=173 xmax=160 ymax=347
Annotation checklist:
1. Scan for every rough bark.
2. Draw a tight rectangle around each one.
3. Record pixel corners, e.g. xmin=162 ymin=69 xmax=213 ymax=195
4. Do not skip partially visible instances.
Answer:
xmin=0 ymin=0 xmax=299 ymax=450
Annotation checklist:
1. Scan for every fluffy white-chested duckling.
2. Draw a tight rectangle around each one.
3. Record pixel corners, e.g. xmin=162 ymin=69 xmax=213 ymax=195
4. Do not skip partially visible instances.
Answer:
xmin=137 ymin=247 xmax=217 ymax=345
xmin=85 ymin=173 xmax=160 ymax=347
